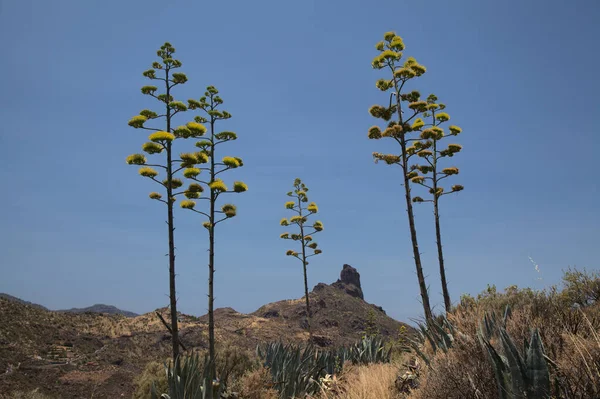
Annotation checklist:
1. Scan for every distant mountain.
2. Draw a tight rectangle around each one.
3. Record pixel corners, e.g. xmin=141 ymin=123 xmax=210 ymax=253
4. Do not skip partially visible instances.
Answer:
xmin=58 ymin=304 xmax=139 ymax=317
xmin=0 ymin=293 xmax=48 ymax=311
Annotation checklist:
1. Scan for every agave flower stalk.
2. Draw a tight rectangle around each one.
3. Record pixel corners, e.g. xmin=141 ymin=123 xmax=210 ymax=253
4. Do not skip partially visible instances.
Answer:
xmin=409 ymin=94 xmax=464 ymax=313
xmin=182 ymin=86 xmax=247 ymax=388
xmin=126 ymin=43 xmax=207 ymax=363
xmin=368 ymin=32 xmax=433 ymax=321
xmin=280 ymin=178 xmax=323 ymax=336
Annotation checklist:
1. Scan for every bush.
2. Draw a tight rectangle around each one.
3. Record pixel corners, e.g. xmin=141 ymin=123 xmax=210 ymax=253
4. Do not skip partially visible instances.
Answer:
xmin=132 ymin=360 xmax=168 ymax=399
xmin=233 ymin=366 xmax=278 ymax=399
xmin=404 ymin=268 xmax=600 ymax=399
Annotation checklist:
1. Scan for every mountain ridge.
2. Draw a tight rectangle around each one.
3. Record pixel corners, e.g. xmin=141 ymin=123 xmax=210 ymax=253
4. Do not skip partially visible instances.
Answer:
xmin=0 ymin=293 xmax=138 ymax=317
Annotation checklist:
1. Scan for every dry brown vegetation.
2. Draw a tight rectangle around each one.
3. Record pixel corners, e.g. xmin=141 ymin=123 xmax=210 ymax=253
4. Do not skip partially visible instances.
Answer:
xmin=393 ymin=269 xmax=600 ymax=399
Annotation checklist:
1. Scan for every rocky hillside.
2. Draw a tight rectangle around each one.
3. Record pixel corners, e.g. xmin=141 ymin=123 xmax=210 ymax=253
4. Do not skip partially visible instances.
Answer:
xmin=0 ymin=293 xmax=48 ymax=311
xmin=0 ymin=264 xmax=410 ymax=398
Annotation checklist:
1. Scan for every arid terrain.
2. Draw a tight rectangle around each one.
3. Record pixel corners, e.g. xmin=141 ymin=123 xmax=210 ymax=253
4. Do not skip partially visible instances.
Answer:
xmin=0 ymin=265 xmax=410 ymax=398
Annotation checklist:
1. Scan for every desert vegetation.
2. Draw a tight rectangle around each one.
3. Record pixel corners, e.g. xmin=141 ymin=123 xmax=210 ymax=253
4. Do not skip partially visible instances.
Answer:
xmin=1 ymin=3 xmax=597 ymax=398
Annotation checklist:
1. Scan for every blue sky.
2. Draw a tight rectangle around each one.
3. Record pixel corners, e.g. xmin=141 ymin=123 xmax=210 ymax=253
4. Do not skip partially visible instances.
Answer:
xmin=1 ymin=0 xmax=598 ymax=323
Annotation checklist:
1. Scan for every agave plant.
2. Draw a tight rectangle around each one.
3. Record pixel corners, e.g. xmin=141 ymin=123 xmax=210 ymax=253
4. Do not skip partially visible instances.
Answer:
xmin=257 ymin=337 xmax=391 ymax=399
xmin=150 ymin=353 xmax=226 ymax=399
xmin=406 ymin=315 xmax=455 ymax=368
xmin=257 ymin=342 xmax=334 ymax=398
xmin=478 ymin=327 xmax=551 ymax=399
xmin=347 ymin=336 xmax=392 ymax=365
xmin=480 ymin=304 xmax=512 ymax=340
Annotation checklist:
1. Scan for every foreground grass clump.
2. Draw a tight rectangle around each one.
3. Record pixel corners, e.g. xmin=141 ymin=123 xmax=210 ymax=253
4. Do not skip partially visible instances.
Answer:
xmin=320 ymin=363 xmax=402 ymax=399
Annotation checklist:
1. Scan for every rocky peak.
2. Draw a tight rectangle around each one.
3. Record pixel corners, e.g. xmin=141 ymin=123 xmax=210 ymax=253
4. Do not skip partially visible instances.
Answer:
xmin=332 ymin=264 xmax=364 ymax=300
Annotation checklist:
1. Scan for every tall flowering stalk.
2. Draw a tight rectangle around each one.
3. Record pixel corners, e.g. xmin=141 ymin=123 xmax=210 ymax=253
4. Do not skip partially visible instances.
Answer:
xmin=280 ymin=178 xmax=323 ymax=336
xmin=126 ymin=42 xmax=209 ymax=363
xmin=368 ymin=32 xmax=433 ymax=321
xmin=181 ymin=86 xmax=247 ymax=385
xmin=409 ymin=94 xmax=464 ymax=313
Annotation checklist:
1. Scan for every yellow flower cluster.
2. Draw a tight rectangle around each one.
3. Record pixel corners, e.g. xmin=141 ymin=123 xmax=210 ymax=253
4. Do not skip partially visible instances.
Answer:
xmin=447 ymin=144 xmax=462 ymax=153
xmin=128 ymin=115 xmax=147 ymax=128
xmin=313 ymin=221 xmax=323 ymax=231
xmin=368 ymin=126 xmax=382 ymax=140
xmin=163 ymin=178 xmax=183 ymax=189
xmin=373 ymin=152 xmax=401 ymax=165
xmin=233 ymin=181 xmax=248 ymax=193
xmin=307 ymin=202 xmax=318 ymax=213
xmin=173 ymin=126 xmax=192 ymax=138
xmin=376 ymin=79 xmax=393 ymax=91
xmin=149 ymin=192 xmax=162 ymax=200
xmin=381 ymin=125 xmax=403 ymax=138
xmin=126 ymin=154 xmax=147 ymax=165
xmin=389 ymin=36 xmax=405 ymax=51
xmin=408 ymin=101 xmax=428 ymax=112
xmin=139 ymin=167 xmax=158 ymax=178
xmin=222 ymin=157 xmax=241 ymax=168
xmin=290 ymin=215 xmax=303 ymax=224
xmin=140 ymin=85 xmax=157 ymax=94
xmin=443 ymin=167 xmax=459 ymax=175
xmin=209 ymin=179 xmax=228 ymax=192
xmin=180 ymin=200 xmax=196 ymax=209
xmin=280 ymin=218 xmax=289 ymax=226
xmin=195 ymin=152 xmax=209 ymax=164
xmin=215 ymin=131 xmax=238 ymax=141
xmin=187 ymin=183 xmax=203 ymax=193
xmin=285 ymin=201 xmax=295 ymax=209
xmin=142 ymin=142 xmax=163 ymax=154
xmin=149 ymin=131 xmax=175 ymax=143
xmin=411 ymin=118 xmax=424 ymax=130
xmin=185 ymin=191 xmax=200 ymax=199
xmin=436 ymin=112 xmax=450 ymax=122
xmin=394 ymin=68 xmax=415 ymax=79
xmin=222 ymin=204 xmax=237 ymax=217
xmin=183 ymin=168 xmax=201 ymax=178
xmin=449 ymin=125 xmax=462 ymax=135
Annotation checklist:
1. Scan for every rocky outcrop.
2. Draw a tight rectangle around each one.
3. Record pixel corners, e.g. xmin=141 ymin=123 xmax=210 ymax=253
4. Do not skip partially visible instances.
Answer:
xmin=331 ymin=264 xmax=364 ymax=300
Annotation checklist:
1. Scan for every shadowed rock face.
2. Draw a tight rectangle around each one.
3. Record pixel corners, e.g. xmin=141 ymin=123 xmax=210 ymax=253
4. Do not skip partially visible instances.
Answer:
xmin=331 ymin=264 xmax=364 ymax=300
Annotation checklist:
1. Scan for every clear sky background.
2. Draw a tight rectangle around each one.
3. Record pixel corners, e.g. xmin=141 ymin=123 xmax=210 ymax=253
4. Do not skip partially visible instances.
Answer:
xmin=1 ymin=0 xmax=598 ymax=323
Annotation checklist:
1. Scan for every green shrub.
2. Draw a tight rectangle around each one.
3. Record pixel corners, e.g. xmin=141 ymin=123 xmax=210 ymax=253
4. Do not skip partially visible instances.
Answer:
xmin=133 ymin=360 xmax=168 ymax=399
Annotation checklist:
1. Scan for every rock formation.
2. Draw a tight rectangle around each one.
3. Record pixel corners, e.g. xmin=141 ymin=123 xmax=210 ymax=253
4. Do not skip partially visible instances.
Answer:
xmin=331 ymin=264 xmax=364 ymax=300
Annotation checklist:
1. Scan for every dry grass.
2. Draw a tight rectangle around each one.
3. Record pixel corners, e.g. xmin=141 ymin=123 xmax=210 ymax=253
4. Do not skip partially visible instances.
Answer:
xmin=233 ymin=366 xmax=279 ymax=399
xmin=321 ymin=363 xmax=402 ymax=399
